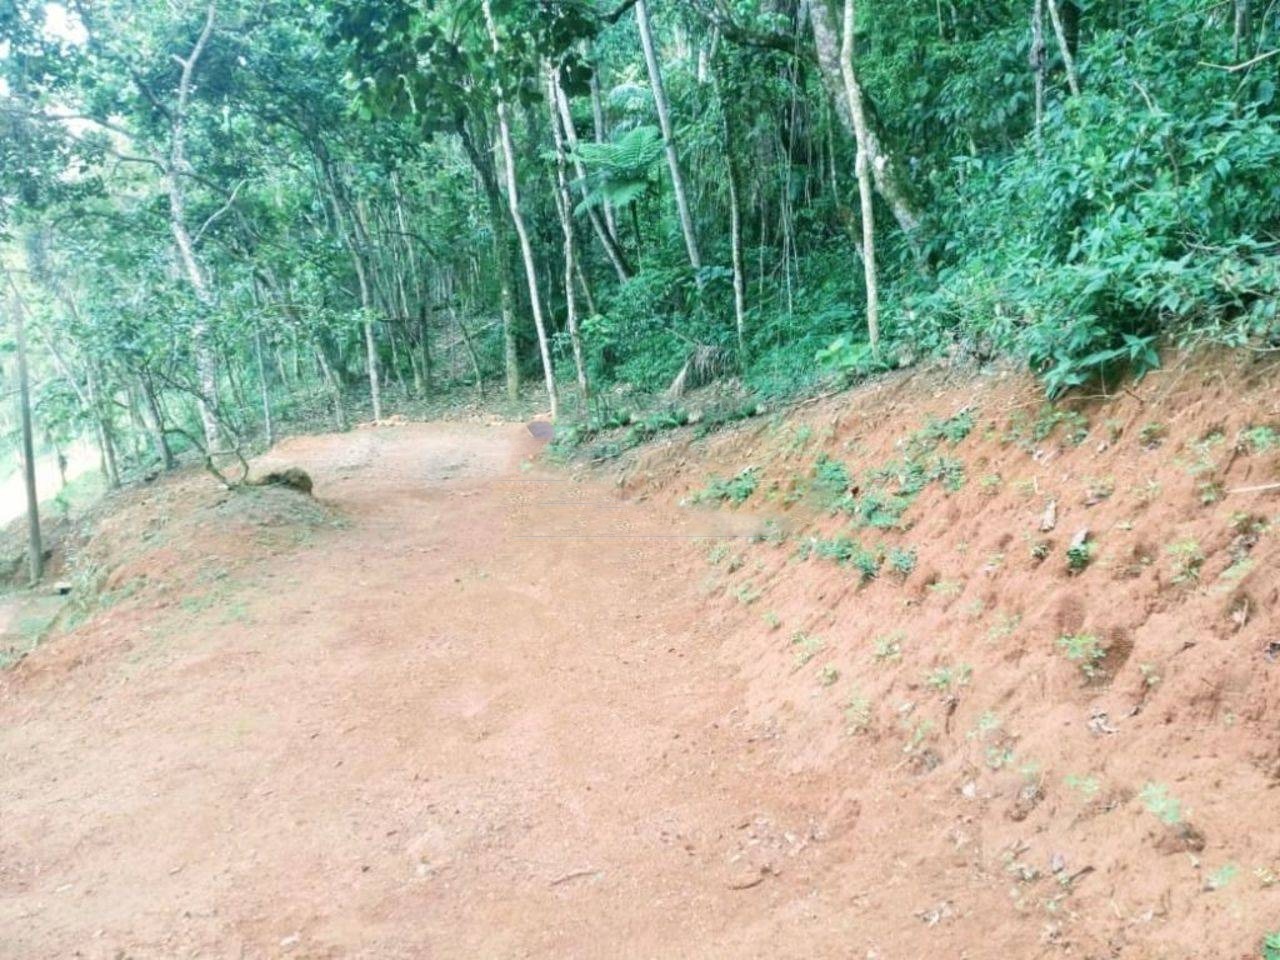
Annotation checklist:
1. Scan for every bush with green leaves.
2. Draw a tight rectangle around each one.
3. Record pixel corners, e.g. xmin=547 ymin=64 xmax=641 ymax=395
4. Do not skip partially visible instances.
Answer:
xmin=1058 ymin=633 xmax=1107 ymax=680
xmin=695 ymin=468 xmax=759 ymax=506
xmin=810 ymin=454 xmax=853 ymax=507
xmin=1066 ymin=540 xmax=1095 ymax=573
xmin=887 ymin=546 xmax=918 ymax=577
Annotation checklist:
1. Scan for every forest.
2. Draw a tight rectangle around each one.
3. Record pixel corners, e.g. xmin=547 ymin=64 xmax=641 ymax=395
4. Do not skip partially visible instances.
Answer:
xmin=6 ymin=3 xmax=1280 ymax=955
xmin=1 ymin=0 xmax=1278 ymax=532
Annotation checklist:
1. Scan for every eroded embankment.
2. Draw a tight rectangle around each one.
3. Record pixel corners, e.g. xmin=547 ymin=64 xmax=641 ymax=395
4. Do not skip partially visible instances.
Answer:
xmin=585 ymin=351 xmax=1280 ymax=958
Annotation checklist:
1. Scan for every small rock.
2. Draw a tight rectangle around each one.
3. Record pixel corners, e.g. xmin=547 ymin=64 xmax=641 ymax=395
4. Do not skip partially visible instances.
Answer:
xmin=1050 ymin=852 xmax=1067 ymax=874
xmin=917 ymin=900 xmax=954 ymax=926
xmin=1069 ymin=527 xmax=1090 ymax=551
xmin=1088 ymin=710 xmax=1118 ymax=736
xmin=1007 ymin=781 xmax=1043 ymax=822
xmin=1040 ymin=499 xmax=1057 ymax=532
xmin=280 ymin=934 xmax=300 ymax=949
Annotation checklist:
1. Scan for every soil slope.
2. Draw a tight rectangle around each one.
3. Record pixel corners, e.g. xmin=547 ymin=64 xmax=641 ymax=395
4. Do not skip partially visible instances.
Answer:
xmin=605 ymin=351 xmax=1280 ymax=959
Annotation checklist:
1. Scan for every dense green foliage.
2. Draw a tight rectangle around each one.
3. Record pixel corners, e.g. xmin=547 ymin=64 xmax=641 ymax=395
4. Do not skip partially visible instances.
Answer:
xmin=0 ymin=0 xmax=1277 ymax=487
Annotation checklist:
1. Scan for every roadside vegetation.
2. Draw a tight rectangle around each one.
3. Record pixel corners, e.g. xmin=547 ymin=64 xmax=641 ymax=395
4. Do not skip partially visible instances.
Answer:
xmin=0 ymin=0 xmax=1275 ymax=535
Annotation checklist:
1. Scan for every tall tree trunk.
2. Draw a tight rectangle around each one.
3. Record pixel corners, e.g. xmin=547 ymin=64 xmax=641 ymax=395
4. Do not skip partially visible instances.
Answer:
xmin=85 ymin=364 xmax=121 ymax=488
xmin=838 ymin=0 xmax=880 ymax=348
xmin=313 ymin=340 xmax=347 ymax=430
xmin=482 ymin=0 xmax=559 ymax=418
xmin=712 ymin=51 xmax=747 ymax=364
xmin=456 ymin=117 xmax=521 ymax=401
xmin=254 ymin=322 xmax=275 ymax=448
xmin=318 ymin=158 xmax=383 ymax=421
xmin=1031 ymin=0 xmax=1046 ymax=153
xmin=574 ymin=259 xmax=598 ymax=317
xmin=390 ymin=174 xmax=430 ymax=396
xmin=809 ymin=0 xmax=922 ymax=247
xmin=165 ymin=2 xmax=222 ymax=451
xmin=1234 ymin=0 xmax=1253 ymax=58
xmin=140 ymin=374 xmax=177 ymax=470
xmin=418 ymin=307 xmax=433 ymax=395
xmin=636 ymin=0 xmax=704 ymax=278
xmin=7 ymin=285 xmax=42 ymax=583
xmin=1046 ymin=0 xmax=1081 ymax=96
xmin=350 ymin=197 xmax=384 ymax=420
xmin=447 ymin=272 xmax=486 ymax=401
xmin=548 ymin=66 xmax=591 ymax=404
xmin=223 ymin=343 xmax=252 ymax=431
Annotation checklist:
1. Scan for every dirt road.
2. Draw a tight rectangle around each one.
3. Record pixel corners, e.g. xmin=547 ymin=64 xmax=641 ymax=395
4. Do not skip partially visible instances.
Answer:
xmin=0 ymin=425 xmax=846 ymax=959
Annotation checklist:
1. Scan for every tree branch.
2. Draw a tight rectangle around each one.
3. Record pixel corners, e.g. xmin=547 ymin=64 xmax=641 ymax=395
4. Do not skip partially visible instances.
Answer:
xmin=192 ymin=178 xmax=247 ymax=247
xmin=1198 ymin=48 xmax=1280 ymax=71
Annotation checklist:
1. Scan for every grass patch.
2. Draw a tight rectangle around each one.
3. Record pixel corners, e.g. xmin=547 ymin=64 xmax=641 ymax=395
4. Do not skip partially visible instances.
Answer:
xmin=695 ymin=467 xmax=759 ymax=505
xmin=1140 ymin=782 xmax=1183 ymax=825
xmin=1058 ymin=632 xmax=1106 ymax=680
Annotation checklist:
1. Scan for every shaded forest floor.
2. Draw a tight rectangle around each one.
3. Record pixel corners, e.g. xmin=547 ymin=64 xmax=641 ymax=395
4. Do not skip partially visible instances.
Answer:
xmin=3 ymin=351 xmax=1280 ymax=958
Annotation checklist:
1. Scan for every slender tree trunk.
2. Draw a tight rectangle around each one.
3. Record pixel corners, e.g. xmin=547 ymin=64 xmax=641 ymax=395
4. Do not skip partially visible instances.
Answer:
xmin=574 ymin=259 xmax=598 ymax=317
xmin=290 ymin=329 xmax=302 ymax=384
xmin=711 ymin=52 xmax=747 ymax=364
xmin=456 ymin=117 xmax=521 ymax=400
xmin=1046 ymin=0 xmax=1081 ymax=96
xmin=254 ymin=322 xmax=275 ymax=448
xmin=386 ymin=318 xmax=409 ymax=396
xmin=779 ymin=165 xmax=795 ymax=322
xmin=809 ymin=0 xmax=922 ymax=247
xmin=448 ymin=275 xmax=486 ymax=401
xmin=319 ymin=160 xmax=383 ymax=421
xmin=165 ymin=2 xmax=222 ymax=451
xmin=482 ymin=0 xmax=559 ymax=418
xmin=838 ymin=0 xmax=880 ymax=348
xmin=588 ymin=59 xmax=620 ymax=242
xmin=552 ymin=80 xmax=633 ymax=281
xmin=128 ymin=390 xmax=149 ymax=467
xmin=549 ymin=66 xmax=591 ymax=404
xmin=350 ymin=203 xmax=384 ymax=420
xmin=636 ymin=0 xmax=703 ymax=278
xmin=40 ymin=320 xmax=122 ymax=484
xmin=1031 ymin=0 xmax=1046 ymax=153
xmin=276 ymin=342 xmax=291 ymax=393
xmin=1234 ymin=0 xmax=1253 ymax=58
xmin=418 ymin=308 xmax=433 ymax=395
xmin=141 ymin=374 xmax=177 ymax=469
xmin=313 ymin=340 xmax=347 ymax=430
xmin=495 ymin=210 xmax=521 ymax=402
xmin=85 ymin=364 xmax=121 ymax=488
xmin=7 ymin=286 xmax=42 ymax=583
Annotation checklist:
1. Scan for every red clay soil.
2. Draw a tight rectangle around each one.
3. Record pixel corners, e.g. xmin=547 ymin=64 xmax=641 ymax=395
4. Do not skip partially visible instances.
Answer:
xmin=2 ymin=352 xmax=1279 ymax=959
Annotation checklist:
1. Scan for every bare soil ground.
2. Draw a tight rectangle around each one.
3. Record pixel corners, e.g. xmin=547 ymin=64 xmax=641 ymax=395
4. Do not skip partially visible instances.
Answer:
xmin=3 ymin=353 xmax=1279 ymax=959
xmin=2 ymin=423 xmax=853 ymax=959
